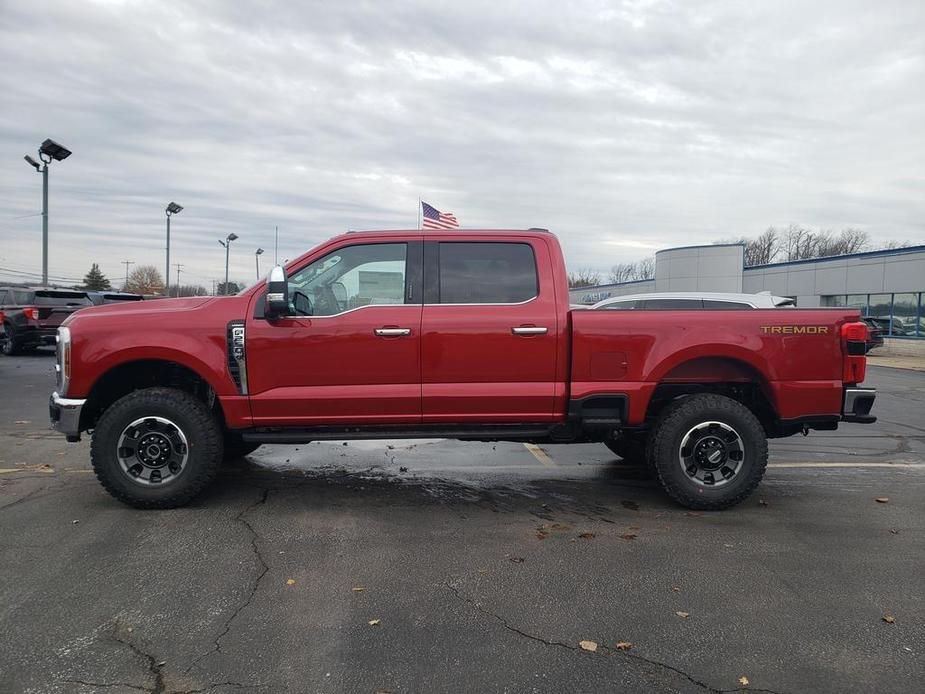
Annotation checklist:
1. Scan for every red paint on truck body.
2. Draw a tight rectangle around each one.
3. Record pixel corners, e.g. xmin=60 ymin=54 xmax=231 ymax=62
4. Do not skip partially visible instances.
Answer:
xmin=60 ymin=229 xmax=865 ymax=432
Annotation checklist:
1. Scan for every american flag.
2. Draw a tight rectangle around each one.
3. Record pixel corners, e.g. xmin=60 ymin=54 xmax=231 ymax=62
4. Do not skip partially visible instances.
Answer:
xmin=421 ymin=201 xmax=459 ymax=229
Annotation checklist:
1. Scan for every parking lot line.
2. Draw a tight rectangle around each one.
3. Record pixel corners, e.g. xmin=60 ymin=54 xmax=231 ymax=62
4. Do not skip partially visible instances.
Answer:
xmin=523 ymin=443 xmax=556 ymax=467
xmin=768 ymin=462 xmax=925 ymax=468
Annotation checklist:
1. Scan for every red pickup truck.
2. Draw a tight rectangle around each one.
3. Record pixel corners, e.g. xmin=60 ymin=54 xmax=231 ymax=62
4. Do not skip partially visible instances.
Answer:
xmin=49 ymin=229 xmax=876 ymax=510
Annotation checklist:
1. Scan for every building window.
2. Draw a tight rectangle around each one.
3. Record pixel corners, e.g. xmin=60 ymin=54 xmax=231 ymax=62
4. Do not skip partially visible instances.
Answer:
xmin=893 ymin=293 xmax=918 ymax=336
xmin=822 ymin=292 xmax=923 ymax=338
xmin=847 ymin=294 xmax=867 ymax=313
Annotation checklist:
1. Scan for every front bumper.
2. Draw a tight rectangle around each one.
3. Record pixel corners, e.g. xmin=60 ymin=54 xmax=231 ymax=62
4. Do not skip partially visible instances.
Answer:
xmin=843 ymin=387 xmax=876 ymax=424
xmin=49 ymin=391 xmax=86 ymax=441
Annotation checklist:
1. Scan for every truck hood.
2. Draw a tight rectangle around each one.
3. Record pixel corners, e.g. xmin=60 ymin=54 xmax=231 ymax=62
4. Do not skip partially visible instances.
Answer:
xmin=62 ymin=296 xmax=244 ymax=326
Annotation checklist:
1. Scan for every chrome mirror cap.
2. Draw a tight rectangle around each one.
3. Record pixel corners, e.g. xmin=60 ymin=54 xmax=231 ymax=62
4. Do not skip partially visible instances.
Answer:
xmin=268 ymin=265 xmax=285 ymax=284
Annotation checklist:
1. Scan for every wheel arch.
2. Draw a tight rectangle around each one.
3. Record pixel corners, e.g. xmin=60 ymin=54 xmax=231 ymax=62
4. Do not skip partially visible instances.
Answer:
xmin=645 ymin=355 xmax=779 ymax=432
xmin=80 ymin=358 xmax=225 ymax=431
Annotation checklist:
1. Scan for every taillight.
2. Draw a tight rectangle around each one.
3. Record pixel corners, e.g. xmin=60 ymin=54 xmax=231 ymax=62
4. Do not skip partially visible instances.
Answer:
xmin=22 ymin=307 xmax=40 ymax=321
xmin=841 ymin=321 xmax=868 ymax=384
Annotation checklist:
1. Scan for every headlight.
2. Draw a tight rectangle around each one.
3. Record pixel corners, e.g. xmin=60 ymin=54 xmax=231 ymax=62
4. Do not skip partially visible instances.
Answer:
xmin=56 ymin=327 xmax=71 ymax=395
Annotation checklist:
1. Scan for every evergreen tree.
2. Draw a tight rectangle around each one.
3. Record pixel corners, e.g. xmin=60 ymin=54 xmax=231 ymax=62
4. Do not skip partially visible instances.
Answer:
xmin=82 ymin=263 xmax=111 ymax=290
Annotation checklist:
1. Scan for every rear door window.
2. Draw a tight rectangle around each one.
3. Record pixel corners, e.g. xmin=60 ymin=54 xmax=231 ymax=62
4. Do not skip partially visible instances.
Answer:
xmin=640 ymin=299 xmax=703 ymax=309
xmin=438 ymin=242 xmax=537 ymax=304
xmin=13 ymin=290 xmax=33 ymax=304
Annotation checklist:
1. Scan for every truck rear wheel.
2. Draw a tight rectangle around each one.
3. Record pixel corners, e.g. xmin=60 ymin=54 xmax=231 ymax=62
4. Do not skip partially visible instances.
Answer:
xmin=649 ymin=394 xmax=767 ymax=510
xmin=90 ymin=387 xmax=223 ymax=509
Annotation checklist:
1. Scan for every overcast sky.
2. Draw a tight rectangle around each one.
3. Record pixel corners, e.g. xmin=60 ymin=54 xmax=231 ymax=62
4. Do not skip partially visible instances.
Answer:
xmin=1 ymin=0 xmax=923 ymax=289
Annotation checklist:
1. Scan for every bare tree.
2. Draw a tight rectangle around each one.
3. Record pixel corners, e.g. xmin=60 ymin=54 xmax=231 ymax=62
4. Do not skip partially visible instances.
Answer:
xmin=637 ymin=256 xmax=655 ymax=280
xmin=609 ymin=263 xmax=637 ymax=284
xmin=175 ymin=284 xmax=208 ymax=297
xmin=609 ymin=256 xmax=655 ymax=283
xmin=124 ymin=265 xmax=165 ymax=295
xmin=567 ymin=269 xmax=600 ymax=288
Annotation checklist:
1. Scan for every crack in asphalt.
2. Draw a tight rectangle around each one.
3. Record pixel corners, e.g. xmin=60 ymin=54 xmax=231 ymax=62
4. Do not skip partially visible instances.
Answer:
xmin=109 ymin=621 xmax=167 ymax=694
xmin=444 ymin=582 xmax=786 ymax=694
xmin=185 ymin=487 xmax=271 ymax=675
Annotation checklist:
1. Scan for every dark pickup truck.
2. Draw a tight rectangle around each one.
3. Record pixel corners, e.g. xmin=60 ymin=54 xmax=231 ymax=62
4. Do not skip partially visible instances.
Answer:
xmin=0 ymin=287 xmax=93 ymax=355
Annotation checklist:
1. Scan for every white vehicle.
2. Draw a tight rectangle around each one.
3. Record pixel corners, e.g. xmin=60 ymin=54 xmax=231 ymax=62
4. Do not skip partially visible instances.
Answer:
xmin=590 ymin=291 xmax=795 ymax=310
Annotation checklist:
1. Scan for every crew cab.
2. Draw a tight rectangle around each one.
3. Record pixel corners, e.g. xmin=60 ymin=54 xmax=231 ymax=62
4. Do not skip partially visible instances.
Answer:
xmin=49 ymin=229 xmax=877 ymax=510
xmin=1 ymin=287 xmax=93 ymax=355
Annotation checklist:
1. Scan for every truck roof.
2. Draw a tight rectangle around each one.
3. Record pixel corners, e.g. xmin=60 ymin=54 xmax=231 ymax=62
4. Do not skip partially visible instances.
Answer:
xmin=340 ymin=228 xmax=554 ymax=239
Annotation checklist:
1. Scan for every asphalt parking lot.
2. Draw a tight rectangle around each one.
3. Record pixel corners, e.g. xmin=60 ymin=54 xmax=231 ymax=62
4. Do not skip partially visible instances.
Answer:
xmin=0 ymin=351 xmax=922 ymax=694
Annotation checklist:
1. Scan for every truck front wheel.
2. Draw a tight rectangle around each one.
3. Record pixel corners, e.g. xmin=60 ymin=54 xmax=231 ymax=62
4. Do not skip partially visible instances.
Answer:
xmin=649 ymin=394 xmax=767 ymax=510
xmin=90 ymin=387 xmax=223 ymax=509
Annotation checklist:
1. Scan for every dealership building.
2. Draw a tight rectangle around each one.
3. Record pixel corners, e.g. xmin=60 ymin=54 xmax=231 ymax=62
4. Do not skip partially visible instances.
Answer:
xmin=569 ymin=243 xmax=925 ymax=355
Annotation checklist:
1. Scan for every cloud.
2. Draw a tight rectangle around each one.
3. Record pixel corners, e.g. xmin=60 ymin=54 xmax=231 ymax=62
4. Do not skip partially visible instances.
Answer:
xmin=0 ymin=0 xmax=922 ymax=287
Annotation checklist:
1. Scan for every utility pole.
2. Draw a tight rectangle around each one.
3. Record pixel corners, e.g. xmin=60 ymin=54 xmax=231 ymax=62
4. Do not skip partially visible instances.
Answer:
xmin=122 ymin=260 xmax=135 ymax=289
xmin=211 ymin=279 xmax=217 ymax=296
xmin=174 ymin=263 xmax=184 ymax=296
xmin=274 ymin=225 xmax=278 ymax=264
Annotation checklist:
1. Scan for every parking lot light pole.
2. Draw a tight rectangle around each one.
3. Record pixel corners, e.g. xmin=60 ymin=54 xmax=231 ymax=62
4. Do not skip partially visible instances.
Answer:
xmin=218 ymin=233 xmax=238 ymax=295
xmin=23 ymin=139 xmax=71 ymax=286
xmin=165 ymin=202 xmax=183 ymax=296
xmin=255 ymin=248 xmax=264 ymax=280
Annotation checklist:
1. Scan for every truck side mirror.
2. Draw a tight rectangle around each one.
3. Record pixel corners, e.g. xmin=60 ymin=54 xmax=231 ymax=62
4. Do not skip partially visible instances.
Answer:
xmin=265 ymin=266 xmax=289 ymax=319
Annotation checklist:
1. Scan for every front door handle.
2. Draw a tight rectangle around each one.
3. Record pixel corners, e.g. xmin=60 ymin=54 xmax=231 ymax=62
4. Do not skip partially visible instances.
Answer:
xmin=375 ymin=327 xmax=412 ymax=337
xmin=512 ymin=326 xmax=548 ymax=335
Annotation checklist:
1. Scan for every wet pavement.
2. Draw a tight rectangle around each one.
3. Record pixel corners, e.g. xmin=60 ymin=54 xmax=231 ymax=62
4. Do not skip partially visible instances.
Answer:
xmin=1 ymin=350 xmax=923 ymax=693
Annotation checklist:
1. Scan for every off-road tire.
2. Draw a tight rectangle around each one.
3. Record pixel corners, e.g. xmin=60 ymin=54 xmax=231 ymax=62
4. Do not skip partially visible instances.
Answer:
xmin=90 ymin=387 xmax=223 ymax=509
xmin=223 ymin=432 xmax=261 ymax=460
xmin=603 ymin=435 xmax=648 ymax=465
xmin=649 ymin=393 xmax=767 ymax=510
xmin=1 ymin=324 xmax=20 ymax=356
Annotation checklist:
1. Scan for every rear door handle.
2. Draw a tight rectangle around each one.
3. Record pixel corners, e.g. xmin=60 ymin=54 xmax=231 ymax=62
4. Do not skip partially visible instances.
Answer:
xmin=375 ymin=328 xmax=412 ymax=337
xmin=512 ymin=326 xmax=548 ymax=335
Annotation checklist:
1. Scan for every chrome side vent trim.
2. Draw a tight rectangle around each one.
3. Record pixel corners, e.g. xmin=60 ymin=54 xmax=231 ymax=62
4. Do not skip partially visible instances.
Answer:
xmin=227 ymin=321 xmax=248 ymax=394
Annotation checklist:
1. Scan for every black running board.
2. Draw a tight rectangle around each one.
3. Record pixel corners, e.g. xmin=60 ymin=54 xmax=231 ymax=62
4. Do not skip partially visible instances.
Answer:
xmin=240 ymin=423 xmax=556 ymax=445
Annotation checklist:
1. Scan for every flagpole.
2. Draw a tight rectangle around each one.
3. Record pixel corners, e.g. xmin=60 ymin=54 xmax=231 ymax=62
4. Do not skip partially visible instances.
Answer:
xmin=417 ymin=197 xmax=421 ymax=229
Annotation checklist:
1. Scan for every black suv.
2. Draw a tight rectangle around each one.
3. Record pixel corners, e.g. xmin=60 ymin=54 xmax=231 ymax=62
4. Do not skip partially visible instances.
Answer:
xmin=0 ymin=287 xmax=93 ymax=355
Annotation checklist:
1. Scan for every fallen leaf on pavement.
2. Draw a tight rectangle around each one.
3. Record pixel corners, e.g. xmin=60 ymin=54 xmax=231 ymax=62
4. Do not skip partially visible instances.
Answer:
xmin=579 ymin=640 xmax=597 ymax=652
xmin=615 ymin=641 xmax=633 ymax=651
xmin=286 ymin=579 xmax=296 ymax=586
xmin=619 ymin=533 xmax=637 ymax=541
xmin=675 ymin=611 xmax=690 ymax=619
xmin=510 ymin=556 xmax=525 ymax=563
xmin=685 ymin=511 xmax=703 ymax=517
xmin=882 ymin=615 xmax=896 ymax=624
xmin=578 ymin=532 xmax=595 ymax=539
xmin=739 ymin=675 xmax=749 ymax=686
xmin=368 ymin=619 xmax=381 ymax=626
xmin=671 ymin=586 xmax=680 ymax=592
xmin=875 ymin=497 xmax=889 ymax=503
xmin=14 ymin=421 xmax=30 ymax=425
xmin=352 ymin=586 xmax=364 ymax=592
